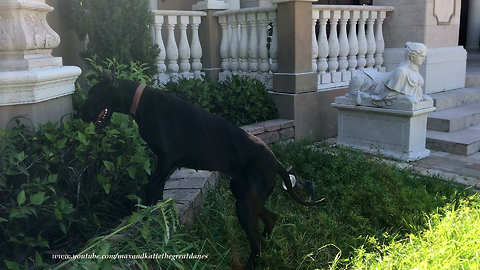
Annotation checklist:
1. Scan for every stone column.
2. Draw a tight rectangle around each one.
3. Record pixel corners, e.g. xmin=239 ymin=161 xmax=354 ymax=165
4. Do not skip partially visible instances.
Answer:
xmin=374 ymin=0 xmax=466 ymax=94
xmin=270 ymin=0 xmax=344 ymax=140
xmin=466 ymin=0 xmax=480 ymax=51
xmin=193 ymin=0 xmax=229 ymax=79
xmin=0 ymin=0 xmax=82 ymax=128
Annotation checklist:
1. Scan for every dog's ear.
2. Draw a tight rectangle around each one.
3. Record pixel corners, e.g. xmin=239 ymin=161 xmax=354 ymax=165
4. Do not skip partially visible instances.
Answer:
xmin=99 ymin=71 xmax=116 ymax=83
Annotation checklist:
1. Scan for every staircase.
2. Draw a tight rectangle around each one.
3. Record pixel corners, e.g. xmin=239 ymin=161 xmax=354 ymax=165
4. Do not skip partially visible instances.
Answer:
xmin=426 ymin=51 xmax=480 ymax=155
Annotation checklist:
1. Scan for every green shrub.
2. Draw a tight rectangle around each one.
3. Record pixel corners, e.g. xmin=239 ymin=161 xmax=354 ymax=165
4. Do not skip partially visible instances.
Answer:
xmin=0 ymin=115 xmax=152 ymax=269
xmin=60 ymin=0 xmax=159 ymax=76
xmin=163 ymin=75 xmax=278 ymax=126
xmin=73 ymin=57 xmax=157 ymax=111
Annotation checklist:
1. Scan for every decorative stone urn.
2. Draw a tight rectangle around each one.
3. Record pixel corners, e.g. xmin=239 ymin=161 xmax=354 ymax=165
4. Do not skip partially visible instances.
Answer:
xmin=332 ymin=42 xmax=436 ymax=161
xmin=0 ymin=0 xmax=81 ymax=128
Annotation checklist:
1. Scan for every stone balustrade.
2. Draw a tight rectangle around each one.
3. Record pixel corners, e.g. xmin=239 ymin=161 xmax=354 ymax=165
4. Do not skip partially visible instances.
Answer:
xmin=153 ymin=10 xmax=207 ymax=84
xmin=212 ymin=6 xmax=278 ymax=89
xmin=312 ymin=5 xmax=394 ymax=90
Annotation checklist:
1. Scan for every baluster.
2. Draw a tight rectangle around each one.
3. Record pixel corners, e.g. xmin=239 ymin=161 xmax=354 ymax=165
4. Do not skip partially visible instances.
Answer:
xmin=269 ymin=10 xmax=278 ymax=73
xmin=219 ymin=15 xmax=230 ymax=72
xmin=190 ymin=16 xmax=203 ymax=79
xmin=348 ymin=10 xmax=359 ymax=72
xmin=357 ymin=11 xmax=368 ymax=70
xmin=238 ymin=13 xmax=249 ymax=74
xmin=166 ymin=15 xmax=179 ymax=74
xmin=179 ymin=16 xmax=191 ymax=77
xmin=258 ymin=12 xmax=270 ymax=73
xmin=229 ymin=14 xmax=240 ymax=74
xmin=317 ymin=10 xmax=330 ymax=84
xmin=328 ymin=10 xmax=341 ymax=83
xmin=248 ymin=12 xmax=259 ymax=74
xmin=312 ymin=10 xmax=319 ymax=72
xmin=375 ymin=11 xmax=386 ymax=71
xmin=154 ymin=15 xmax=167 ymax=75
xmin=338 ymin=10 xmax=350 ymax=81
xmin=366 ymin=11 xmax=377 ymax=69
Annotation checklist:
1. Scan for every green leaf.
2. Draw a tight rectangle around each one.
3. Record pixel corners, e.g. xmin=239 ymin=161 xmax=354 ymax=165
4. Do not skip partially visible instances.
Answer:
xmin=56 ymin=138 xmax=67 ymax=149
xmin=126 ymin=166 xmax=136 ymax=179
xmin=4 ymin=260 xmax=19 ymax=270
xmin=16 ymin=166 xmax=28 ymax=176
xmin=59 ymin=222 xmax=67 ymax=234
xmin=55 ymin=208 xmax=62 ymax=221
xmin=85 ymin=123 xmax=96 ymax=135
xmin=17 ymin=151 xmax=26 ymax=162
xmin=131 ymin=153 xmax=144 ymax=163
xmin=44 ymin=132 xmax=57 ymax=141
xmin=0 ymin=217 xmax=8 ymax=223
xmin=103 ymin=183 xmax=111 ymax=194
xmin=77 ymin=132 xmax=87 ymax=144
xmin=35 ymin=251 xmax=43 ymax=266
xmin=17 ymin=190 xmax=26 ymax=205
xmin=48 ymin=174 xmax=58 ymax=183
xmin=103 ymin=160 xmax=115 ymax=172
xmin=30 ymin=192 xmax=46 ymax=205
xmin=37 ymin=235 xmax=49 ymax=248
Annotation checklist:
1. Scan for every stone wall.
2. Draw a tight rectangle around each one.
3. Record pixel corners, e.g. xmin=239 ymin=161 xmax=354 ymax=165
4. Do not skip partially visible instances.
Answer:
xmin=240 ymin=119 xmax=295 ymax=144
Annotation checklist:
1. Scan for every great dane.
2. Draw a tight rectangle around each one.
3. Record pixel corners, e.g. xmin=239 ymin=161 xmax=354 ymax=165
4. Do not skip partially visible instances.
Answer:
xmin=76 ymin=72 xmax=323 ymax=269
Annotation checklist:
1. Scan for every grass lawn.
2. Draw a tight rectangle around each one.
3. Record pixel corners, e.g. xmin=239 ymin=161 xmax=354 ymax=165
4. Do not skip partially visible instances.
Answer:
xmin=184 ymin=141 xmax=479 ymax=269
xmin=58 ymin=140 xmax=479 ymax=269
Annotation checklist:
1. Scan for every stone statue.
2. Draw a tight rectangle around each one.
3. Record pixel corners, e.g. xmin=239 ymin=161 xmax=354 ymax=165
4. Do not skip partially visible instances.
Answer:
xmin=346 ymin=42 xmax=432 ymax=107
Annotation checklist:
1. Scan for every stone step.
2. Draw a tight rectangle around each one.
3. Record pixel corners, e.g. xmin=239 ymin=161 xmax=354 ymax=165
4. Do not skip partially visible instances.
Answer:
xmin=427 ymin=101 xmax=480 ymax=132
xmin=429 ymin=86 xmax=480 ymax=111
xmin=426 ymin=124 xmax=480 ymax=155
xmin=465 ymin=73 xmax=480 ymax=88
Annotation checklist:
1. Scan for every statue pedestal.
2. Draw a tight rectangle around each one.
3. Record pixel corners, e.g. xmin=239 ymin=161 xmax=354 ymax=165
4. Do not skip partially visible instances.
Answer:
xmin=332 ymin=97 xmax=436 ymax=161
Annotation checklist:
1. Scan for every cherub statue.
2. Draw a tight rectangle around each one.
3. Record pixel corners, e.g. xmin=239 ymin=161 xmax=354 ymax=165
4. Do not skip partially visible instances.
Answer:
xmin=346 ymin=42 xmax=432 ymax=107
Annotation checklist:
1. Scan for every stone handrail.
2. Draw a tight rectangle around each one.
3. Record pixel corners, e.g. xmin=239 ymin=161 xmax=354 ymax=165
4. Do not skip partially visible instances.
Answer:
xmin=312 ymin=5 xmax=394 ymax=89
xmin=212 ymin=6 xmax=278 ymax=89
xmin=152 ymin=10 xmax=207 ymax=84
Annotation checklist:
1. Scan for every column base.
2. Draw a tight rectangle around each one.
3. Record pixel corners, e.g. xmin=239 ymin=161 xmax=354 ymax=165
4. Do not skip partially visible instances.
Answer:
xmin=0 ymin=66 xmax=81 ymax=128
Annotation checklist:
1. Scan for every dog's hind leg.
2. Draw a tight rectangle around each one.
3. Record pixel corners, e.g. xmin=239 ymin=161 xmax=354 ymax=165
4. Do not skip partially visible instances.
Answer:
xmin=144 ymin=160 xmax=175 ymax=205
xmin=235 ymin=194 xmax=263 ymax=269
xmin=260 ymin=206 xmax=278 ymax=238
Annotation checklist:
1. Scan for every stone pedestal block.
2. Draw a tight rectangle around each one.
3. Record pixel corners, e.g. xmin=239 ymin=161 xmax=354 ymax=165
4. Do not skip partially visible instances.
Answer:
xmin=332 ymin=97 xmax=436 ymax=161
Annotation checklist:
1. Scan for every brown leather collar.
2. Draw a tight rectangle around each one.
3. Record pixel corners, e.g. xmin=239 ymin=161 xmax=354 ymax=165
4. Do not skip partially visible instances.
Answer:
xmin=129 ymin=83 xmax=147 ymax=119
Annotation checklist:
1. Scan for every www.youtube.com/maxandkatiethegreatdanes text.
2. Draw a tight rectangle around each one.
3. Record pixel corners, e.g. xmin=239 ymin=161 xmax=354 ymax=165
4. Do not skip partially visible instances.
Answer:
xmin=52 ymin=253 xmax=209 ymax=261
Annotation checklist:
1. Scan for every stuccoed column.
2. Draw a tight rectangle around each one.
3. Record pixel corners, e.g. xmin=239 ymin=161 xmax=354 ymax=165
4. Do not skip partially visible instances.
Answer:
xmin=0 ymin=0 xmax=81 ymax=128
xmin=271 ymin=0 xmax=338 ymax=139
xmin=374 ymin=0 xmax=466 ymax=94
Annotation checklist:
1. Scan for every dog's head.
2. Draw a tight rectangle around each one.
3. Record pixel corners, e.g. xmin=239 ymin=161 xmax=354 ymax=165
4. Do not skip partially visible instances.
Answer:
xmin=76 ymin=72 xmax=118 ymax=127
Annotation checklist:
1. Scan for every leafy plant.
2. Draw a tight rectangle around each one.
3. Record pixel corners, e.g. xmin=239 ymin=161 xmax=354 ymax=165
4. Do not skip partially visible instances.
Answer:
xmin=163 ymin=75 xmax=278 ymax=126
xmin=73 ymin=56 xmax=158 ymax=111
xmin=59 ymin=0 xmax=159 ymax=76
xmin=0 ymin=114 xmax=152 ymax=269
xmin=51 ymin=199 xmax=208 ymax=270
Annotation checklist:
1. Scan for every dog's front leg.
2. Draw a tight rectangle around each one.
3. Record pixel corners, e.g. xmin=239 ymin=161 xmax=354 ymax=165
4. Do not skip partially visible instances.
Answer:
xmin=144 ymin=161 xmax=174 ymax=205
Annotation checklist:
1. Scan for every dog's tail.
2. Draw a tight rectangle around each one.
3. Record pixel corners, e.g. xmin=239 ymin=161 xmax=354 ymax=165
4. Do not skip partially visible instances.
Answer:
xmin=277 ymin=162 xmax=325 ymax=206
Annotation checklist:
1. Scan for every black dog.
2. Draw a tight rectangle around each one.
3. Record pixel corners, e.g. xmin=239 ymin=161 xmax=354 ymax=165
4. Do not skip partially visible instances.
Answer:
xmin=77 ymin=72 xmax=323 ymax=269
